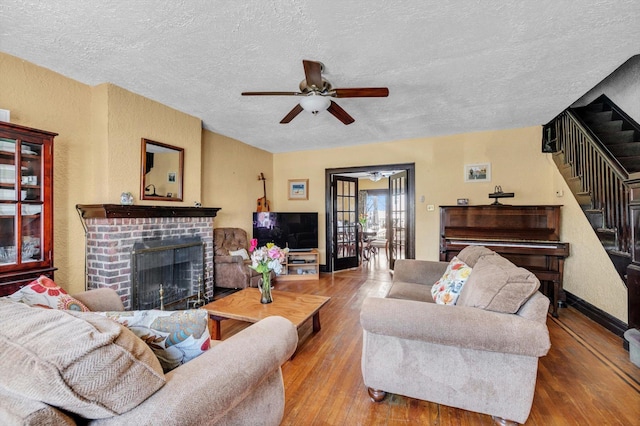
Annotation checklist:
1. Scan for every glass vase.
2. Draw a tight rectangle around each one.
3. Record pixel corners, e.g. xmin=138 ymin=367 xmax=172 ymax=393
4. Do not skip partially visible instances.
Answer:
xmin=259 ymin=271 xmax=273 ymax=304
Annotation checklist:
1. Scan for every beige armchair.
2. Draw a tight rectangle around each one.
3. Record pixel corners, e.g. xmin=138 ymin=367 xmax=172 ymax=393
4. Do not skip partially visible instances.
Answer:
xmin=360 ymin=246 xmax=551 ymax=425
xmin=213 ymin=228 xmax=264 ymax=289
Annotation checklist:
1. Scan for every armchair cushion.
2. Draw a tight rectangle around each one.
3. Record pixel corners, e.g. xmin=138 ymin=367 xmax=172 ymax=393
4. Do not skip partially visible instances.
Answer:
xmin=457 ymin=254 xmax=540 ymax=314
xmin=214 ymin=228 xmax=250 ymax=256
xmin=96 ymin=309 xmax=211 ymax=373
xmin=0 ymin=299 xmax=165 ymax=419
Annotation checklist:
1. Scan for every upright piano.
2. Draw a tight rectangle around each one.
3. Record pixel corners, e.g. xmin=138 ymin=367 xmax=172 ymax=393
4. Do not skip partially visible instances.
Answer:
xmin=439 ymin=205 xmax=570 ymax=317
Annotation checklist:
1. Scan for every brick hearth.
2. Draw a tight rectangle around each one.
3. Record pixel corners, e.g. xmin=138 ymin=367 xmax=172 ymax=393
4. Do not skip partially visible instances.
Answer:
xmin=76 ymin=205 xmax=220 ymax=309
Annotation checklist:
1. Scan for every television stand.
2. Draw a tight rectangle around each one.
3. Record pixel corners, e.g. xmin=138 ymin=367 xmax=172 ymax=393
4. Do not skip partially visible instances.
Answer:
xmin=277 ymin=249 xmax=319 ymax=281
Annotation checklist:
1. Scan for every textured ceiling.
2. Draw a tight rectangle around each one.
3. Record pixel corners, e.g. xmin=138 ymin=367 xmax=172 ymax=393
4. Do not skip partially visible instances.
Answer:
xmin=1 ymin=1 xmax=639 ymax=153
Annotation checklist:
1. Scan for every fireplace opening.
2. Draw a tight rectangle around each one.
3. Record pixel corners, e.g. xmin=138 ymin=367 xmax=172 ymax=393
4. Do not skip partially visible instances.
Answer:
xmin=131 ymin=237 xmax=205 ymax=310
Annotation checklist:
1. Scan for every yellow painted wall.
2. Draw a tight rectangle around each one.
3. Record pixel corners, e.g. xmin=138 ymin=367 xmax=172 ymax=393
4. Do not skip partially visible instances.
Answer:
xmin=1 ymin=52 xmax=92 ymax=295
xmin=201 ymin=130 xmax=273 ymax=233
xmin=554 ymin=170 xmax=627 ymax=320
xmin=273 ymin=127 xmax=627 ymax=322
xmin=102 ymin=84 xmax=202 ymax=206
xmin=273 ymin=127 xmax=557 ymax=260
xmin=0 ymin=52 xmax=202 ymax=295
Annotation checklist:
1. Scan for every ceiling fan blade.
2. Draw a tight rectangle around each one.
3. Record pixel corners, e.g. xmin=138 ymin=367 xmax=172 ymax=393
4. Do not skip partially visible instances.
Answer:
xmin=327 ymin=101 xmax=355 ymax=125
xmin=280 ymin=104 xmax=304 ymax=124
xmin=302 ymin=60 xmax=323 ymax=90
xmin=242 ymin=91 xmax=302 ymax=96
xmin=332 ymin=88 xmax=389 ymax=98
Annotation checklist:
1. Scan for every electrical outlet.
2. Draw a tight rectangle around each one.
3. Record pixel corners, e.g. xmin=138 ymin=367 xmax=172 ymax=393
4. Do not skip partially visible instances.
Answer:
xmin=427 ymin=204 xmax=435 ymax=211
xmin=556 ymin=190 xmax=564 ymax=197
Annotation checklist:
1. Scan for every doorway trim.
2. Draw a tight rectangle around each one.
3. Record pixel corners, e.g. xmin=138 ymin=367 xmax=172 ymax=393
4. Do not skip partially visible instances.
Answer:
xmin=324 ymin=163 xmax=415 ymax=272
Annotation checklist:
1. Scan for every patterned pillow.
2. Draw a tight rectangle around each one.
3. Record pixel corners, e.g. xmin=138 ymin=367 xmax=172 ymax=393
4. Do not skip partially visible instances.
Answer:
xmin=7 ymin=275 xmax=89 ymax=311
xmin=431 ymin=257 xmax=472 ymax=305
xmin=97 ymin=309 xmax=211 ymax=372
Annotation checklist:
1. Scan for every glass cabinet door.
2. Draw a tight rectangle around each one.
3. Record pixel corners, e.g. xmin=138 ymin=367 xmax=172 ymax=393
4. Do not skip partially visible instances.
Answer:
xmin=0 ymin=136 xmax=45 ymax=266
xmin=0 ymin=137 xmax=18 ymax=265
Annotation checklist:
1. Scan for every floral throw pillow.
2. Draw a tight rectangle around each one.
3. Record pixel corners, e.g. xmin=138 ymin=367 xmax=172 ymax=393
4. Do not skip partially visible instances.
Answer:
xmin=6 ymin=275 xmax=89 ymax=311
xmin=97 ymin=309 xmax=211 ymax=372
xmin=431 ymin=257 xmax=472 ymax=305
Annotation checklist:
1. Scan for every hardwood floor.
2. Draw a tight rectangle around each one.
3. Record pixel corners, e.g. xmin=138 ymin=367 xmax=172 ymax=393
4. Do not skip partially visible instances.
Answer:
xmin=214 ymin=257 xmax=640 ymax=425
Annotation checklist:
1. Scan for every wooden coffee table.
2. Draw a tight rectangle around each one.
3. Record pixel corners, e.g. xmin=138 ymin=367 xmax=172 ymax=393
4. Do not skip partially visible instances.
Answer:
xmin=201 ymin=287 xmax=330 ymax=341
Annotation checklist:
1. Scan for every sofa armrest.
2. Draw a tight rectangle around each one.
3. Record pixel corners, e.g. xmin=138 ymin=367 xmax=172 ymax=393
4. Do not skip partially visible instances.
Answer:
xmin=104 ymin=316 xmax=298 ymax=425
xmin=393 ymin=259 xmax=449 ymax=286
xmin=72 ymin=288 xmax=125 ymax=312
xmin=360 ymin=297 xmax=550 ymax=357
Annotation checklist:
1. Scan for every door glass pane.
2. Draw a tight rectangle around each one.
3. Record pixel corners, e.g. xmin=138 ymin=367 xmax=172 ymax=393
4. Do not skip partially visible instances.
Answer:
xmin=0 ymin=138 xmax=17 ymax=200
xmin=334 ymin=177 xmax=359 ymax=263
xmin=0 ymin=204 xmax=16 ymax=265
xmin=20 ymin=142 xmax=42 ymax=202
xmin=22 ymin=204 xmax=42 ymax=263
xmin=391 ymin=172 xmax=407 ymax=261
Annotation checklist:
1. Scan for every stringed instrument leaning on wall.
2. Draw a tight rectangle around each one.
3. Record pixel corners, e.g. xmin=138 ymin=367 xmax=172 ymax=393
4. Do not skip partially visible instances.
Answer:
xmin=257 ymin=173 xmax=271 ymax=212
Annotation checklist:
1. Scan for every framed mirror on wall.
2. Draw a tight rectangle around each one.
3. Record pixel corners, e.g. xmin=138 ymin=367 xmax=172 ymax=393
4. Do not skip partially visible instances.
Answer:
xmin=140 ymin=138 xmax=184 ymax=202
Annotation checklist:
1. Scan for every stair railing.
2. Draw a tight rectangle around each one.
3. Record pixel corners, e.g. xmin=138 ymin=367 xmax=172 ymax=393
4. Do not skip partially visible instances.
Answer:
xmin=553 ymin=110 xmax=631 ymax=253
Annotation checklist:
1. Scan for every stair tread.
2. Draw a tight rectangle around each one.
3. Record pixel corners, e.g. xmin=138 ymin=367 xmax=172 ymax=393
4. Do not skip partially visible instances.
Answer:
xmin=596 ymin=228 xmax=617 ymax=233
xmin=605 ymin=249 xmax=631 ymax=258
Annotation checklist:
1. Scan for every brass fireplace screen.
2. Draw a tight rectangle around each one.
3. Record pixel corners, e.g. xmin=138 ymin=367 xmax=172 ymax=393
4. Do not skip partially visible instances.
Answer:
xmin=131 ymin=237 xmax=205 ymax=310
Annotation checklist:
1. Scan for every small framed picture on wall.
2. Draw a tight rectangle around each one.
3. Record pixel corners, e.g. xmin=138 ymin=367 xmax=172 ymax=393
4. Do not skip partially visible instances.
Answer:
xmin=464 ymin=163 xmax=491 ymax=182
xmin=288 ymin=179 xmax=309 ymax=200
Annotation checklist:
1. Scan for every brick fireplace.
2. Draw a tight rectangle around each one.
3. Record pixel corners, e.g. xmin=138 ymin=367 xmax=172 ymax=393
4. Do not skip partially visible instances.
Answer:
xmin=76 ymin=204 xmax=220 ymax=310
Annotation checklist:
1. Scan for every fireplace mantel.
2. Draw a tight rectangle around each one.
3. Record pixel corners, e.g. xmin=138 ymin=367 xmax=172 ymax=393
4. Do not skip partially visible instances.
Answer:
xmin=76 ymin=204 xmax=221 ymax=219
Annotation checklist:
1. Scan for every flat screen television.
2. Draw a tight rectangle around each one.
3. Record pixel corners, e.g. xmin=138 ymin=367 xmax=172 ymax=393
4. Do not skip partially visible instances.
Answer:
xmin=253 ymin=212 xmax=318 ymax=251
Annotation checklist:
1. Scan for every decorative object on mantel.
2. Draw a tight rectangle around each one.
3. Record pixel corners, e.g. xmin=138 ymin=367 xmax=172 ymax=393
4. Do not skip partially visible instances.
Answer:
xmin=120 ymin=192 xmax=134 ymax=205
xmin=488 ymin=185 xmax=515 ymax=205
xmin=248 ymin=239 xmax=288 ymax=304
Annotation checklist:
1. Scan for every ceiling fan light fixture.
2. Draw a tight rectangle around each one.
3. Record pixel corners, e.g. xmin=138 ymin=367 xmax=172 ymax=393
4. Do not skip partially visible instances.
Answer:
xmin=300 ymin=93 xmax=330 ymax=115
xmin=369 ymin=172 xmax=382 ymax=182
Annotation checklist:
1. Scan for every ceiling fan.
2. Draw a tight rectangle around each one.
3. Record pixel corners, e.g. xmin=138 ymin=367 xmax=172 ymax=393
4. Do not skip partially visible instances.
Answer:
xmin=241 ymin=60 xmax=389 ymax=125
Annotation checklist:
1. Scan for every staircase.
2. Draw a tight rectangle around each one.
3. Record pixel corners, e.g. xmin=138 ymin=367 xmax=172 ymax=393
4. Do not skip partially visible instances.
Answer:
xmin=545 ymin=95 xmax=640 ymax=281
xmin=572 ymin=95 xmax=640 ymax=173
xmin=545 ymin=94 xmax=640 ymax=334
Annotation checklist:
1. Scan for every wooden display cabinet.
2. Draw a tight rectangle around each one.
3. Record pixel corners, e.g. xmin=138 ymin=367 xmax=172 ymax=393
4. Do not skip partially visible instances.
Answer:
xmin=0 ymin=122 xmax=56 ymax=296
xmin=277 ymin=249 xmax=319 ymax=281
